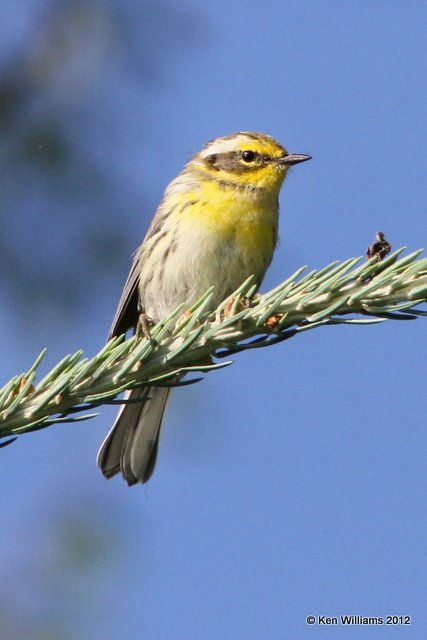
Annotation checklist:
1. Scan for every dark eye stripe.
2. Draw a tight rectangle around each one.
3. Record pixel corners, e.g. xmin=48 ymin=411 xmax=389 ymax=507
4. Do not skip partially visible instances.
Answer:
xmin=204 ymin=151 xmax=278 ymax=173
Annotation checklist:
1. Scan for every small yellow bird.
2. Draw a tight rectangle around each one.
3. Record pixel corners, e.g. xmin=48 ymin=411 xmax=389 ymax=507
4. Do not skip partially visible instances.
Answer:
xmin=97 ymin=132 xmax=311 ymax=485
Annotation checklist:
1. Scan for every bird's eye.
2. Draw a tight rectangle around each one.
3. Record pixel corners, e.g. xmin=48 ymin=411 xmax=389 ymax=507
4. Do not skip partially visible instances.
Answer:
xmin=241 ymin=150 xmax=256 ymax=162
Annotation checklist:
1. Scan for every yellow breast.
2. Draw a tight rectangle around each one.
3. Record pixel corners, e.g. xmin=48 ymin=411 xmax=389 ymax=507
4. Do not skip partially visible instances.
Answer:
xmin=191 ymin=177 xmax=279 ymax=266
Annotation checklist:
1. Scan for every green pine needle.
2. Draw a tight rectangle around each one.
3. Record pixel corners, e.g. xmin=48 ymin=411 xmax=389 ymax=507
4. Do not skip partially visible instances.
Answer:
xmin=0 ymin=249 xmax=426 ymax=441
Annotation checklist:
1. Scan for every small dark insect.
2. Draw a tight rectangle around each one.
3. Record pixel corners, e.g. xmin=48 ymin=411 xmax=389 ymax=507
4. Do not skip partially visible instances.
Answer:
xmin=366 ymin=231 xmax=392 ymax=262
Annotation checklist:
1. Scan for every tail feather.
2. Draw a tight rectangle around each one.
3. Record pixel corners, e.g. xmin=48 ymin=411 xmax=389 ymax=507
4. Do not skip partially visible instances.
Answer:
xmin=97 ymin=386 xmax=170 ymax=485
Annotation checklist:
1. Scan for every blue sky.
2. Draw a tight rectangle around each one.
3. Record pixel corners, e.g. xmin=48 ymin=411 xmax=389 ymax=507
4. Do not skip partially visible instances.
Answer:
xmin=1 ymin=1 xmax=426 ymax=638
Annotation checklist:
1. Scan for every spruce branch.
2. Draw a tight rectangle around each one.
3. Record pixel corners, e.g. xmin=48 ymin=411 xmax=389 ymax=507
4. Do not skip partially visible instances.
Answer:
xmin=1 ymin=248 xmax=426 ymax=442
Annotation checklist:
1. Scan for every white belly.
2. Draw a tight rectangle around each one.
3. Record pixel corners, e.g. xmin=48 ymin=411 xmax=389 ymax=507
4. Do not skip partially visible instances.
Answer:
xmin=140 ymin=205 xmax=278 ymax=321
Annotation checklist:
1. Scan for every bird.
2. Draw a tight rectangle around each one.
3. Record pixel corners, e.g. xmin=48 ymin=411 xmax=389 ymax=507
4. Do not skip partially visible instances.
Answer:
xmin=97 ymin=131 xmax=311 ymax=485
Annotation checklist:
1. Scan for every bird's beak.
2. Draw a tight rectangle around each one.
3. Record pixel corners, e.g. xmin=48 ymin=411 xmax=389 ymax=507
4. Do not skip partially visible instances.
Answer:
xmin=278 ymin=153 xmax=312 ymax=166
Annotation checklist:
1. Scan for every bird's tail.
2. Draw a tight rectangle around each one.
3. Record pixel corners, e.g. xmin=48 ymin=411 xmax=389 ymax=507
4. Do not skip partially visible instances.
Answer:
xmin=97 ymin=386 xmax=171 ymax=485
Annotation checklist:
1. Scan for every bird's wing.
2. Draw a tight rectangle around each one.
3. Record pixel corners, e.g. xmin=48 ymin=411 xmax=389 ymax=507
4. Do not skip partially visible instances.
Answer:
xmin=108 ymin=252 xmax=141 ymax=340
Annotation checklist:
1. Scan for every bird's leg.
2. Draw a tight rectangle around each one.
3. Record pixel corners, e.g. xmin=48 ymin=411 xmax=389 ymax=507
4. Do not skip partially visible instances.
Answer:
xmin=136 ymin=312 xmax=156 ymax=345
xmin=222 ymin=295 xmax=251 ymax=320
